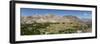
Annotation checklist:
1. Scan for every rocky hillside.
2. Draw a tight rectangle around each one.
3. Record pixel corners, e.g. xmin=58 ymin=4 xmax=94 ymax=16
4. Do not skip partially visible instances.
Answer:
xmin=21 ymin=14 xmax=87 ymax=24
xmin=21 ymin=14 xmax=92 ymax=35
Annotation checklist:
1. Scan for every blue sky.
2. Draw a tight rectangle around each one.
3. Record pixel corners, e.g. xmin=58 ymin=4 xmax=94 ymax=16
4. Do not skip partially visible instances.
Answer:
xmin=20 ymin=8 xmax=92 ymax=19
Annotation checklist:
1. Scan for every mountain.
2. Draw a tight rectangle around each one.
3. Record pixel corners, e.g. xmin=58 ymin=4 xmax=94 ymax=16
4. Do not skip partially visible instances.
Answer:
xmin=21 ymin=14 xmax=90 ymax=25
xmin=21 ymin=14 xmax=92 ymax=35
xmin=81 ymin=19 xmax=92 ymax=23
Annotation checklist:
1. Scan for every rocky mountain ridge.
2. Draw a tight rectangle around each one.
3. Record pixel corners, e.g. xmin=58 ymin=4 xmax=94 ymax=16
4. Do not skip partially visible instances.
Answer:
xmin=21 ymin=14 xmax=91 ymax=24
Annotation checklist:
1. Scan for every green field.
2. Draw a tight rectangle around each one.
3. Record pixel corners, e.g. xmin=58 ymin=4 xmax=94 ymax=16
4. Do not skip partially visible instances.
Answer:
xmin=21 ymin=22 xmax=92 ymax=35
